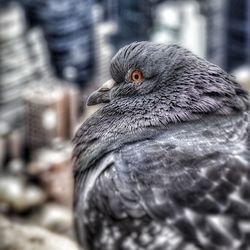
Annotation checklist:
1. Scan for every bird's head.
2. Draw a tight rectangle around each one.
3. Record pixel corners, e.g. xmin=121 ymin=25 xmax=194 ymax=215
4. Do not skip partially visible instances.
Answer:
xmin=87 ymin=42 xmax=186 ymax=106
xmin=87 ymin=42 xmax=175 ymax=105
xmin=87 ymin=41 xmax=248 ymax=124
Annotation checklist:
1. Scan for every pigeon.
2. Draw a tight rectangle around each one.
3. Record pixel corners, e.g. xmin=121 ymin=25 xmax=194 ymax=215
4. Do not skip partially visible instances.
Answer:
xmin=73 ymin=42 xmax=250 ymax=250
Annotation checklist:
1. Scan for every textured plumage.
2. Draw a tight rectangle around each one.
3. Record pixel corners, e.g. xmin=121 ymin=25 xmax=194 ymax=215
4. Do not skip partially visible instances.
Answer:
xmin=73 ymin=42 xmax=250 ymax=250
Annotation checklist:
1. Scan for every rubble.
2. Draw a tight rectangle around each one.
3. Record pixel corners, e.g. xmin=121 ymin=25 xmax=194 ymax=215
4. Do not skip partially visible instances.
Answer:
xmin=0 ymin=175 xmax=46 ymax=212
xmin=0 ymin=215 xmax=79 ymax=250
xmin=32 ymin=203 xmax=73 ymax=233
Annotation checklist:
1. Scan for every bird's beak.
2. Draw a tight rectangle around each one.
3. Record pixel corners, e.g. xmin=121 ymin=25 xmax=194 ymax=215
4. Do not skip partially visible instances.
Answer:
xmin=87 ymin=79 xmax=116 ymax=106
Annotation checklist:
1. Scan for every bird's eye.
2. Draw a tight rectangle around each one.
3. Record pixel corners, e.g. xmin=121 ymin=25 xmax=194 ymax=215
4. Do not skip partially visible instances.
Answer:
xmin=130 ymin=69 xmax=143 ymax=83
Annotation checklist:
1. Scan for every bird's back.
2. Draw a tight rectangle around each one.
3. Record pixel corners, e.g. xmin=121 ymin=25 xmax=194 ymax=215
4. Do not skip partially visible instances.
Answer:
xmin=74 ymin=112 xmax=250 ymax=250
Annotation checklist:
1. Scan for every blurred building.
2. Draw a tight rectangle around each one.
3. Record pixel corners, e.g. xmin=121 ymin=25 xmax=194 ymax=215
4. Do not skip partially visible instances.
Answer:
xmin=225 ymin=0 xmax=250 ymax=71
xmin=0 ymin=3 xmax=52 ymax=129
xmin=92 ymin=3 xmax=117 ymax=85
xmin=152 ymin=0 xmax=206 ymax=57
xmin=21 ymin=0 xmax=95 ymax=89
xmin=23 ymin=82 xmax=77 ymax=150
xmin=110 ymin=0 xmax=154 ymax=50
xmin=202 ymin=0 xmax=227 ymax=67
xmin=204 ymin=0 xmax=250 ymax=71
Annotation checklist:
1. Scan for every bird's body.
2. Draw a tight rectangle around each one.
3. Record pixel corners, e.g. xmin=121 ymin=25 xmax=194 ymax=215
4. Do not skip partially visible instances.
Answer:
xmin=73 ymin=42 xmax=250 ymax=250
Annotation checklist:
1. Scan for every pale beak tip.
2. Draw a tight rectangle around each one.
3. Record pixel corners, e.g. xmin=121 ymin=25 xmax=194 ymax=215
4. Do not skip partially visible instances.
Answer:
xmin=86 ymin=79 xmax=116 ymax=106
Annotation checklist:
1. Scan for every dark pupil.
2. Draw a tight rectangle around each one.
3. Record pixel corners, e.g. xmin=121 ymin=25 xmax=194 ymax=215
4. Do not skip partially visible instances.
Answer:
xmin=134 ymin=74 xmax=139 ymax=80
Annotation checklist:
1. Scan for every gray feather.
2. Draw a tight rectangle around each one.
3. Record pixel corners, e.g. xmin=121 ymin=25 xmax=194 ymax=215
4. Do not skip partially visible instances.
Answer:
xmin=73 ymin=42 xmax=250 ymax=250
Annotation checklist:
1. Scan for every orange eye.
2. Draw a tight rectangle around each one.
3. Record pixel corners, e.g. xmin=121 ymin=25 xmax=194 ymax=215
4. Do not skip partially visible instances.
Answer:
xmin=130 ymin=69 xmax=143 ymax=83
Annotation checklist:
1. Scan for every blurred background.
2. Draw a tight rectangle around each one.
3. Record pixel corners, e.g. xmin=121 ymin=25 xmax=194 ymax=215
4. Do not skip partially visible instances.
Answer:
xmin=0 ymin=0 xmax=250 ymax=249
